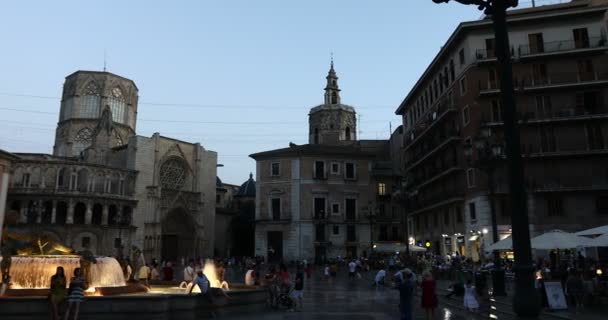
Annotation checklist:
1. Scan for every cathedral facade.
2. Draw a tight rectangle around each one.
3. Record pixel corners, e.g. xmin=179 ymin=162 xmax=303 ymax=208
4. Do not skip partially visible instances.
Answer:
xmin=5 ymin=71 xmax=217 ymax=261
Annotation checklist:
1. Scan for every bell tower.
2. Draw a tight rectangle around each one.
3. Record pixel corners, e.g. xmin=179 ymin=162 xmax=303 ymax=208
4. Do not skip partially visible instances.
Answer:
xmin=308 ymin=60 xmax=357 ymax=145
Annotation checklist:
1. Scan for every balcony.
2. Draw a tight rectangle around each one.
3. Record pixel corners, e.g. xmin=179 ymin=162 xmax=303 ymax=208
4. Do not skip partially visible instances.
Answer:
xmin=404 ymin=98 xmax=457 ymax=151
xmin=405 ymin=133 xmax=461 ymax=172
xmin=409 ymin=165 xmax=463 ymax=191
xmin=409 ymin=191 xmax=464 ymax=215
xmin=475 ymin=47 xmax=516 ymax=64
xmin=484 ymin=107 xmax=608 ymax=126
xmin=522 ymin=147 xmax=608 ymax=159
xmin=518 ymin=37 xmax=607 ymax=58
xmin=521 ymin=71 xmax=608 ymax=91
xmin=530 ymin=179 xmax=608 ymax=193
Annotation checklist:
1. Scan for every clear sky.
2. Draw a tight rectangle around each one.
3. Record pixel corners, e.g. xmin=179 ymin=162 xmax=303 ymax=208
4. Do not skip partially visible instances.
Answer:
xmin=0 ymin=0 xmax=483 ymax=185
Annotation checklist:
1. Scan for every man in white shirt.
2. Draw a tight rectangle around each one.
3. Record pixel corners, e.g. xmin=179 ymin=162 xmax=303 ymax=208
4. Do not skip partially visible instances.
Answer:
xmin=348 ymin=260 xmax=357 ymax=280
xmin=183 ymin=260 xmax=195 ymax=283
xmin=374 ymin=268 xmax=386 ymax=286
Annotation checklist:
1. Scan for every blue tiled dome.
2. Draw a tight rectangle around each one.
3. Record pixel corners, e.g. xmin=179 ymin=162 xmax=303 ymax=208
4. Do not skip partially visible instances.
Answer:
xmin=236 ymin=173 xmax=255 ymax=197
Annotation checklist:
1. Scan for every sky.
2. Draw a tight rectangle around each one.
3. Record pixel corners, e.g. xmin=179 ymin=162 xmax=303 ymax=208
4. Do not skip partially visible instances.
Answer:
xmin=0 ymin=0 xmax=484 ymax=185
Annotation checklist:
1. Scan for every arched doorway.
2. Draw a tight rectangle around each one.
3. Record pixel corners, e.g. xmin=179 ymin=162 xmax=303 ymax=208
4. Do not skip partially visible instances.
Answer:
xmin=161 ymin=208 xmax=196 ymax=262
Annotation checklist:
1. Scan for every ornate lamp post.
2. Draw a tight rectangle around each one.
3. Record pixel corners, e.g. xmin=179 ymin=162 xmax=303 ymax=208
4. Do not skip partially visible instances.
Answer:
xmin=431 ymin=0 xmax=541 ymax=317
xmin=464 ymin=127 xmax=507 ymax=296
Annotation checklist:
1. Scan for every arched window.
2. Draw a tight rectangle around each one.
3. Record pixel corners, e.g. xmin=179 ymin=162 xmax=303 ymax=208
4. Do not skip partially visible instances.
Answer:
xmin=159 ymin=158 xmax=187 ymax=190
xmin=56 ymin=202 xmax=68 ymax=225
xmin=42 ymin=201 xmax=53 ymax=224
xmin=77 ymin=168 xmax=89 ymax=192
xmin=92 ymin=203 xmax=103 ymax=225
xmin=73 ymin=202 xmax=86 ymax=224
xmin=108 ymin=205 xmax=118 ymax=225
xmin=331 ymin=92 xmax=338 ymax=104
xmin=79 ymin=96 xmax=100 ymax=118
xmin=121 ymin=206 xmax=132 ymax=226
xmin=314 ymin=128 xmax=319 ymax=144
xmin=345 ymin=127 xmax=351 ymax=141
xmin=108 ymin=88 xmax=126 ymax=124
xmin=332 ymin=80 xmax=337 ymax=87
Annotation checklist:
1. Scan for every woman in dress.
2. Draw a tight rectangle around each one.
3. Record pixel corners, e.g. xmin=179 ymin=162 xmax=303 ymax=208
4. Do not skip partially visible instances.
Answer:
xmin=420 ymin=271 xmax=438 ymax=320
xmin=49 ymin=266 xmax=67 ymax=320
xmin=463 ymin=280 xmax=480 ymax=312
xmin=64 ymin=268 xmax=86 ymax=320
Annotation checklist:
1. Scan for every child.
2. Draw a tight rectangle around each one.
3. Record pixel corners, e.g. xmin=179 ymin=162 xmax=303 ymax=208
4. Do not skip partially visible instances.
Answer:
xmin=463 ymin=280 xmax=480 ymax=312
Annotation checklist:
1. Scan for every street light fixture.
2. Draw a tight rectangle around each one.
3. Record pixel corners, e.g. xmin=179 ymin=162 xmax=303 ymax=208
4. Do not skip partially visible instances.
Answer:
xmin=430 ymin=0 xmax=540 ymax=317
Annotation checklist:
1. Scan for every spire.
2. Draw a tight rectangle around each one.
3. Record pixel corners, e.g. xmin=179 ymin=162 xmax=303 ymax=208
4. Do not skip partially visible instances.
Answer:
xmin=324 ymin=56 xmax=341 ymax=105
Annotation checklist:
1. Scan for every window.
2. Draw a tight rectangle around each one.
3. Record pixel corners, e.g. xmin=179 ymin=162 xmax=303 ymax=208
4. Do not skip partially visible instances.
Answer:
xmin=577 ymin=59 xmax=595 ymax=81
xmin=532 ymin=63 xmax=548 ymax=83
xmin=345 ymin=162 xmax=356 ymax=179
xmin=108 ymin=97 xmax=126 ymax=124
xmin=314 ymin=197 xmax=326 ymax=219
xmin=78 ymin=96 xmax=100 ymax=118
xmin=271 ymin=198 xmax=281 ymax=220
xmin=314 ymin=161 xmax=326 ymax=179
xmin=331 ymin=162 xmax=340 ymax=175
xmin=345 ymin=198 xmax=356 ymax=220
xmin=528 ymin=33 xmax=544 ymax=54
xmin=485 ymin=38 xmax=496 ymax=58
xmin=469 ymin=202 xmax=477 ymax=221
xmin=377 ymin=183 xmax=386 ymax=196
xmin=82 ymin=236 xmax=91 ymax=249
xmin=74 ymin=127 xmax=93 ymax=156
xmin=462 ymin=106 xmax=470 ymax=126
xmin=535 ymin=95 xmax=552 ymax=118
xmin=392 ymin=226 xmax=399 ymax=241
xmin=467 ymin=168 xmax=476 ymax=188
xmin=449 ymin=59 xmax=455 ymax=82
xmin=333 ymin=225 xmax=340 ymax=235
xmin=345 ymin=127 xmax=351 ymax=140
xmin=271 ymin=162 xmax=280 ymax=176
xmin=459 ymin=48 xmax=465 ymax=65
xmin=444 ymin=210 xmax=450 ymax=225
xmin=573 ymin=28 xmax=590 ymax=49
xmin=347 ymin=225 xmax=356 ymax=241
xmin=459 ymin=77 xmax=467 ymax=96
xmin=491 ymin=100 xmax=502 ymax=122
xmin=331 ymin=203 xmax=340 ymax=215
xmin=61 ymin=98 xmax=75 ymax=120
xmin=488 ymin=68 xmax=497 ymax=89
xmin=547 ymin=197 xmax=563 ymax=216
xmin=21 ymin=173 xmax=31 ymax=187
xmin=159 ymin=158 xmax=187 ymax=190
xmin=586 ymin=123 xmax=604 ymax=150
xmin=596 ymin=196 xmax=608 ymax=215
xmin=379 ymin=225 xmax=388 ymax=241
xmin=539 ymin=125 xmax=557 ymax=152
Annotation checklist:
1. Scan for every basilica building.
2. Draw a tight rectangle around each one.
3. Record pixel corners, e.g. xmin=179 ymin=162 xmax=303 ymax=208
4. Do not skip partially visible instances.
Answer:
xmin=5 ymin=71 xmax=218 ymax=261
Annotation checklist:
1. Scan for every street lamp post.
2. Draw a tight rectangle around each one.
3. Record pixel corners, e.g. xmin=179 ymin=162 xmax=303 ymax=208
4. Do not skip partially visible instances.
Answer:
xmin=431 ymin=0 xmax=541 ymax=317
xmin=464 ymin=128 xmax=506 ymax=296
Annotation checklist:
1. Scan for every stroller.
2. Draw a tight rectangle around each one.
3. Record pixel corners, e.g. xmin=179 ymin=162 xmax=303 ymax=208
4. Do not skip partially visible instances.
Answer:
xmin=268 ymin=283 xmax=295 ymax=310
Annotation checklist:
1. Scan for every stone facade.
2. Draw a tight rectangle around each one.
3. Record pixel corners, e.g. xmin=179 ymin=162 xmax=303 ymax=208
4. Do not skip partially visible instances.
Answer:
xmin=251 ymin=64 xmax=403 ymax=263
xmin=4 ymin=71 xmax=217 ymax=261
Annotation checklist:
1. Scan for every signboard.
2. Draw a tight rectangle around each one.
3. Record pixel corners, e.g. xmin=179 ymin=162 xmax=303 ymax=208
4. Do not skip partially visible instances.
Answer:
xmin=444 ymin=237 xmax=452 ymax=246
xmin=544 ymin=281 xmax=568 ymax=310
xmin=457 ymin=236 xmax=465 ymax=244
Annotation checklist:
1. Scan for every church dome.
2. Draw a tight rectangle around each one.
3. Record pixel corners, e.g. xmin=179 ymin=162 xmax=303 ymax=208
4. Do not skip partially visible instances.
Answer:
xmin=236 ymin=173 xmax=256 ymax=197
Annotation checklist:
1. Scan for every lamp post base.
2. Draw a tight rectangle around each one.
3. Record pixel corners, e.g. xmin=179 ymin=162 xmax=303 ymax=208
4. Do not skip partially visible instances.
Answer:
xmin=512 ymin=264 xmax=541 ymax=318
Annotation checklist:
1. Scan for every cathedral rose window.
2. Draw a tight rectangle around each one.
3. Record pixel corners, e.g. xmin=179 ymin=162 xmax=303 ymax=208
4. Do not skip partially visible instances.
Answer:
xmin=159 ymin=158 xmax=187 ymax=190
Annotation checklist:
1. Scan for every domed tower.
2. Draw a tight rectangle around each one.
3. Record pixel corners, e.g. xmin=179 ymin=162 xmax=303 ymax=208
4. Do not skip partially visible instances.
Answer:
xmin=53 ymin=71 xmax=138 ymax=157
xmin=308 ymin=60 xmax=357 ymax=145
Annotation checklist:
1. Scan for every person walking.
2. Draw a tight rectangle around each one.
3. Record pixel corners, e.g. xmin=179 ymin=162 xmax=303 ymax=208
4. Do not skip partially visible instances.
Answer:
xmin=395 ymin=271 xmax=415 ymax=320
xmin=420 ymin=271 xmax=438 ymax=320
xmin=292 ymin=265 xmax=304 ymax=311
xmin=49 ymin=266 xmax=67 ymax=320
xmin=64 ymin=268 xmax=86 ymax=320
xmin=348 ymin=260 xmax=357 ymax=280
xmin=463 ymin=280 xmax=480 ymax=312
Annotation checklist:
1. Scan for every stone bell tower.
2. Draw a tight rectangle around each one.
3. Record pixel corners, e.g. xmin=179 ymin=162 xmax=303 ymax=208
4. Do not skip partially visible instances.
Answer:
xmin=53 ymin=71 xmax=139 ymax=158
xmin=308 ymin=60 xmax=357 ymax=145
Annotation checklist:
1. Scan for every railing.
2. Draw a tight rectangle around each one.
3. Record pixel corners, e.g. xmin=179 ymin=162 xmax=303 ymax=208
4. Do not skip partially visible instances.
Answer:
xmin=519 ymin=37 xmax=607 ymax=57
xmin=483 ymin=107 xmax=608 ymax=124
xmin=404 ymin=96 xmax=457 ymax=148
xmin=475 ymin=47 xmax=515 ymax=62
xmin=408 ymin=191 xmax=464 ymax=213
xmin=521 ymin=71 xmax=608 ymax=88
xmin=406 ymin=129 xmax=461 ymax=167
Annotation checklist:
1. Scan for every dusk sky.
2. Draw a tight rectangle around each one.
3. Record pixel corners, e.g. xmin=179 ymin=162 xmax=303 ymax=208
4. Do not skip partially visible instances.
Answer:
xmin=0 ymin=0 xmax=489 ymax=184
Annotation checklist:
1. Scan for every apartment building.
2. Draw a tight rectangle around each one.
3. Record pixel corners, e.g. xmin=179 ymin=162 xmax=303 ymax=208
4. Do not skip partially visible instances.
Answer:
xmin=396 ymin=0 xmax=608 ymax=260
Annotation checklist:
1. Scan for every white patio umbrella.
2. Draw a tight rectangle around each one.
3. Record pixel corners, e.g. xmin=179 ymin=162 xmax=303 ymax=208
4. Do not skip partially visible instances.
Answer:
xmin=530 ymin=230 xmax=595 ymax=250
xmin=575 ymin=225 xmax=608 ymax=237
xmin=373 ymin=243 xmax=427 ymax=252
xmin=485 ymin=236 xmax=513 ymax=251
xmin=590 ymin=233 xmax=608 ymax=247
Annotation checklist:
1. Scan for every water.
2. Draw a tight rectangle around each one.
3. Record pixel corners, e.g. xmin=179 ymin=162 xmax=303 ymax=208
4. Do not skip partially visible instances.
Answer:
xmin=1 ymin=256 xmax=126 ymax=289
